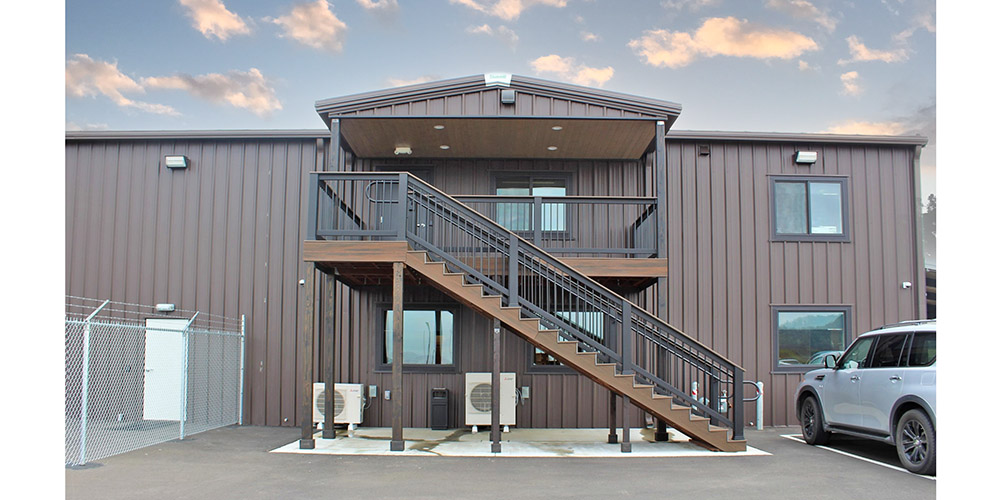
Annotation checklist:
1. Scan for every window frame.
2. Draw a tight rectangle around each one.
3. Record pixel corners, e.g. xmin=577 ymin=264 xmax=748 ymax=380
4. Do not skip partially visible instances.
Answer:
xmin=772 ymin=305 xmax=852 ymax=373
xmin=769 ymin=175 xmax=850 ymax=242
xmin=526 ymin=309 xmax=609 ymax=374
xmin=374 ymin=302 xmax=460 ymax=374
xmin=491 ymin=171 xmax=573 ymax=238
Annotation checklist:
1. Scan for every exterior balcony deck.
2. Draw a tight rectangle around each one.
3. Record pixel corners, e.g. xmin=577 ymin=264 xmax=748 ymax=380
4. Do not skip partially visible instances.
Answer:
xmin=305 ymin=172 xmax=666 ymax=289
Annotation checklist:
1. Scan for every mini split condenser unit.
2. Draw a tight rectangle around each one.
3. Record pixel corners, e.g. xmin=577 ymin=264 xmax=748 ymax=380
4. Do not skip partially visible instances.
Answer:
xmin=465 ymin=372 xmax=516 ymax=427
xmin=312 ymin=383 xmax=364 ymax=425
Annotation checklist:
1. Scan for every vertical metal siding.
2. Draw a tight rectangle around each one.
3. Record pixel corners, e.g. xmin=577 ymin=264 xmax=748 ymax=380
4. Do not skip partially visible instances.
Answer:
xmin=663 ymin=139 xmax=919 ymax=426
xmin=67 ymin=134 xmax=921 ymax=430
xmin=66 ymin=138 xmax=319 ymax=428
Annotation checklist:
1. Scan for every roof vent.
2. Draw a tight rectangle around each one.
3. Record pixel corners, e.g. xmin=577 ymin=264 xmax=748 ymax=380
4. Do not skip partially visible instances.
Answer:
xmin=500 ymin=89 xmax=516 ymax=105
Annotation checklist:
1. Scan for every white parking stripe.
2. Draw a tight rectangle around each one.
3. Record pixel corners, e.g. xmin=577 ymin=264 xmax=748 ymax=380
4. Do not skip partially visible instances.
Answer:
xmin=780 ymin=434 xmax=936 ymax=481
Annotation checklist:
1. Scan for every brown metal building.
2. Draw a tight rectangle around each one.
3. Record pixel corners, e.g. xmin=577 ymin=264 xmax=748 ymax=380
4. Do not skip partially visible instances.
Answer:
xmin=65 ymin=75 xmax=927 ymax=446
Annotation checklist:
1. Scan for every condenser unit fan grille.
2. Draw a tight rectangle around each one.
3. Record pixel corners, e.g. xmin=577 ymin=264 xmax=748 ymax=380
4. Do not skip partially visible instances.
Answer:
xmin=470 ymin=383 xmax=492 ymax=412
xmin=315 ymin=389 xmax=346 ymax=417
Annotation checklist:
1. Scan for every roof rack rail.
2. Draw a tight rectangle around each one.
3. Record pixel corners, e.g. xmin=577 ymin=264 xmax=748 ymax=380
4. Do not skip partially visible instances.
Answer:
xmin=874 ymin=319 xmax=937 ymax=330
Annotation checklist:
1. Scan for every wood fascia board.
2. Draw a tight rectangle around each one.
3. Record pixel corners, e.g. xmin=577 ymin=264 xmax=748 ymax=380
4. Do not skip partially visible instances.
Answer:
xmin=560 ymin=258 xmax=668 ymax=278
xmin=302 ymin=240 xmax=408 ymax=263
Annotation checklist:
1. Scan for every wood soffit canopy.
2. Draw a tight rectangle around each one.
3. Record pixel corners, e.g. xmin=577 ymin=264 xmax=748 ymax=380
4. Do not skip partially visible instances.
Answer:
xmin=338 ymin=117 xmax=657 ymax=160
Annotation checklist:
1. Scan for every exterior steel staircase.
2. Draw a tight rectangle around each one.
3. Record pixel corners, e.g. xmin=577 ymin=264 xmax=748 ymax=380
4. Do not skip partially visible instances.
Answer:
xmin=309 ymin=172 xmax=746 ymax=451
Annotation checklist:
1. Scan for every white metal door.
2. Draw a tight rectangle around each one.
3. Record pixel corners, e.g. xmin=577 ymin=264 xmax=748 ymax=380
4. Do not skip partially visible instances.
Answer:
xmin=143 ymin=318 xmax=187 ymax=421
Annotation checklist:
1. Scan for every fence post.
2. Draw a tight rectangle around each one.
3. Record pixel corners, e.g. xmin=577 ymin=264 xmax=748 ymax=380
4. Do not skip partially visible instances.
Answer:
xmin=238 ymin=314 xmax=246 ymax=426
xmin=179 ymin=312 xmax=199 ymax=440
xmin=756 ymin=381 xmax=765 ymax=431
xmin=508 ymin=235 xmax=519 ymax=307
xmin=732 ymin=368 xmax=745 ymax=441
xmin=532 ymin=197 xmax=542 ymax=245
xmin=397 ymin=173 xmax=409 ymax=241
xmin=79 ymin=299 xmax=110 ymax=466
xmin=620 ymin=300 xmax=633 ymax=375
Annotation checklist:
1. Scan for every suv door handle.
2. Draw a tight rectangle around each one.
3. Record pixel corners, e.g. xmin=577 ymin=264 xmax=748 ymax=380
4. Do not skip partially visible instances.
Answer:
xmin=850 ymin=375 xmax=860 ymax=382
xmin=889 ymin=375 xmax=902 ymax=382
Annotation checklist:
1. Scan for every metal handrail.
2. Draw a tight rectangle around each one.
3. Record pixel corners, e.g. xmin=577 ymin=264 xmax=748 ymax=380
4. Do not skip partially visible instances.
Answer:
xmin=308 ymin=171 xmax=746 ymax=440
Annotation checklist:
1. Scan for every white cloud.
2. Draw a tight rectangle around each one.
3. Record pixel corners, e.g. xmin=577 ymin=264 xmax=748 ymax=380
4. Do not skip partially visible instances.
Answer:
xmin=356 ymin=0 xmax=399 ymax=21
xmin=66 ymin=122 xmax=110 ymax=131
xmin=387 ymin=75 xmax=439 ymax=87
xmin=467 ymin=24 xmax=519 ymax=47
xmin=580 ymin=31 xmax=599 ymax=42
xmin=449 ymin=0 xmax=568 ymax=21
xmin=271 ymin=0 xmax=348 ymax=53
xmin=825 ymin=101 xmax=935 ymax=138
xmin=142 ymin=68 xmax=282 ymax=117
xmin=530 ymin=54 xmax=614 ymax=87
xmin=65 ymin=54 xmax=178 ymax=115
xmin=839 ymin=71 xmax=861 ymax=96
xmin=798 ymin=60 xmax=810 ymax=71
xmin=178 ymin=0 xmax=250 ymax=41
xmin=661 ymin=0 xmax=720 ymax=11
xmin=628 ymin=17 xmax=818 ymax=68
xmin=764 ymin=0 xmax=837 ymax=32
xmin=838 ymin=35 xmax=908 ymax=64
xmin=825 ymin=120 xmax=905 ymax=135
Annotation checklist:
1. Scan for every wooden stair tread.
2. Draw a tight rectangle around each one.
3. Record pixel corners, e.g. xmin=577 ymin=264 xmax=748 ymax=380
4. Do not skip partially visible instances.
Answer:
xmin=403 ymin=253 xmax=747 ymax=453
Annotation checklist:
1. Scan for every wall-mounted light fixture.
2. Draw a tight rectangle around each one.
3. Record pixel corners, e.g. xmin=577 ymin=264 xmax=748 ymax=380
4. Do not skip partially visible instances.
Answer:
xmin=164 ymin=155 xmax=189 ymax=169
xmin=500 ymin=89 xmax=516 ymax=104
xmin=394 ymin=146 xmax=413 ymax=155
xmin=698 ymin=145 xmax=711 ymax=156
xmin=155 ymin=303 xmax=176 ymax=313
xmin=794 ymin=151 xmax=818 ymax=164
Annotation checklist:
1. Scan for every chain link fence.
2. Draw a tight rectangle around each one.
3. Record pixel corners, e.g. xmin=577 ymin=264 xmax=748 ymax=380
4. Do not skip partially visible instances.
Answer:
xmin=65 ymin=296 xmax=245 ymax=466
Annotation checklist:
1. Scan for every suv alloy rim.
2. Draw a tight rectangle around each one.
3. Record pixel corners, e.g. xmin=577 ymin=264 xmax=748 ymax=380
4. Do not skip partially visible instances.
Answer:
xmin=900 ymin=418 xmax=928 ymax=465
xmin=802 ymin=400 xmax=817 ymax=437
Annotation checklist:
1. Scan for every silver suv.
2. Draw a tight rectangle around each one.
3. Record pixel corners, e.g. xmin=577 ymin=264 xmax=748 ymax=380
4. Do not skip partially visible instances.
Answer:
xmin=794 ymin=320 xmax=936 ymax=475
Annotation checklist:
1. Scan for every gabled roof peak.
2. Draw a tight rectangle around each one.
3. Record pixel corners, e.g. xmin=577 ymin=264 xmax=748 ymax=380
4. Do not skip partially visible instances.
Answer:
xmin=314 ymin=74 xmax=682 ymax=124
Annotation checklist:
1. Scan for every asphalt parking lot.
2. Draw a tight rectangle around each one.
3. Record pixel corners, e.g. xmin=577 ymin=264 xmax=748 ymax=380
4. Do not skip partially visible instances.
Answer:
xmin=65 ymin=425 xmax=935 ymax=499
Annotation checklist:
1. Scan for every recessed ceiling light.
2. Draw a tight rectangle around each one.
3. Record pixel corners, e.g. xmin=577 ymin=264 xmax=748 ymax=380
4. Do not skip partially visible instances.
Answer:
xmin=547 ymin=146 xmax=558 ymax=151
xmin=551 ymin=126 xmax=563 ymax=131
xmin=434 ymin=125 xmax=445 ymax=130
xmin=440 ymin=145 xmax=450 ymax=150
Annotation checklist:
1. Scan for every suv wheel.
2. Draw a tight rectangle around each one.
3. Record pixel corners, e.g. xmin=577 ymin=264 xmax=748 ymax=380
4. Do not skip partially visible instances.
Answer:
xmin=800 ymin=395 xmax=830 ymax=445
xmin=896 ymin=409 xmax=936 ymax=475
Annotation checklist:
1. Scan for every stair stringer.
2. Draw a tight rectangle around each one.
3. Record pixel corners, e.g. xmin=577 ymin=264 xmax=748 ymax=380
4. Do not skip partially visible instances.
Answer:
xmin=403 ymin=251 xmax=746 ymax=452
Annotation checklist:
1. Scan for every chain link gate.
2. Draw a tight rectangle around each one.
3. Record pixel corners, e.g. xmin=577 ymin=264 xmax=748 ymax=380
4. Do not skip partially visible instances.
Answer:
xmin=65 ymin=297 xmax=245 ymax=466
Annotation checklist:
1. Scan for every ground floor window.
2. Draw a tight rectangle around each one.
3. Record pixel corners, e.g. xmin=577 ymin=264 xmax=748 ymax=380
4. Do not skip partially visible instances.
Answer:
xmin=533 ymin=310 xmax=606 ymax=367
xmin=773 ymin=306 xmax=850 ymax=372
xmin=382 ymin=307 xmax=455 ymax=367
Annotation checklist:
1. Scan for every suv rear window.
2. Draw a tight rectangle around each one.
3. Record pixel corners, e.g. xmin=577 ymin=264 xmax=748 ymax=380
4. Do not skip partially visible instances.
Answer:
xmin=869 ymin=334 xmax=908 ymax=368
xmin=907 ymin=332 xmax=936 ymax=366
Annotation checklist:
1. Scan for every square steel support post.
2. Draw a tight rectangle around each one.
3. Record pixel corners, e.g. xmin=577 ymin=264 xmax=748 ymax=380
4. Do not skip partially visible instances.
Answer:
xmin=621 ymin=396 xmax=632 ymax=453
xmin=621 ymin=300 xmax=633 ymax=453
xmin=322 ymin=274 xmax=336 ymax=439
xmin=607 ymin=391 xmax=618 ymax=444
xmin=491 ymin=319 xmax=502 ymax=453
xmin=390 ymin=261 xmax=406 ymax=451
xmin=654 ymin=119 xmax=670 ymax=442
xmin=299 ymin=263 xmax=317 ymax=449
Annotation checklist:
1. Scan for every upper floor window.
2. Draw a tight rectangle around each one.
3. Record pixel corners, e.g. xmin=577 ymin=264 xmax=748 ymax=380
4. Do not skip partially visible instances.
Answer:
xmin=494 ymin=173 xmax=569 ymax=232
xmin=771 ymin=176 xmax=849 ymax=242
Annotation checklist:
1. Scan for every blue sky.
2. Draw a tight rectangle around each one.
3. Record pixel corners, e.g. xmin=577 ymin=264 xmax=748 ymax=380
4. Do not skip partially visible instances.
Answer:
xmin=65 ymin=0 xmax=936 ymax=192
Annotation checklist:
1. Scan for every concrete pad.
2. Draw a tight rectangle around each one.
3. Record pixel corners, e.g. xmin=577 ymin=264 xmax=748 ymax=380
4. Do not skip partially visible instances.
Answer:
xmin=271 ymin=427 xmax=770 ymax=458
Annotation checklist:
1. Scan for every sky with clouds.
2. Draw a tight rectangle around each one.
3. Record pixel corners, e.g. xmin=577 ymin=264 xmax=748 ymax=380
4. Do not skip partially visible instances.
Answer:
xmin=65 ymin=0 xmax=936 ymax=194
